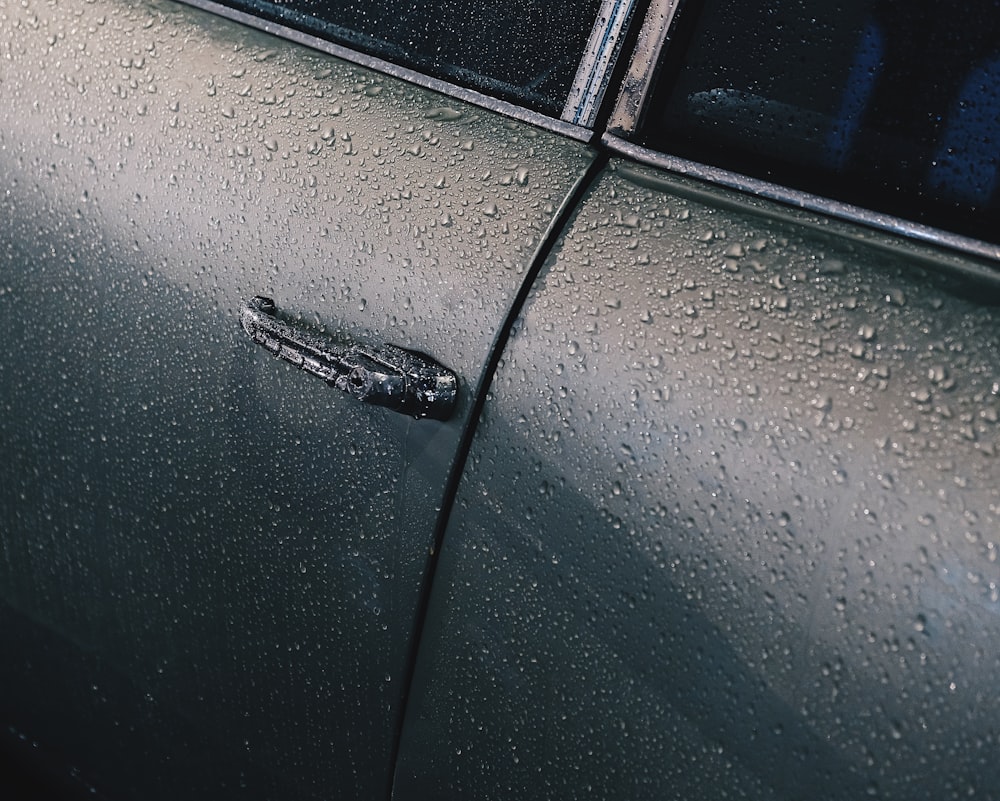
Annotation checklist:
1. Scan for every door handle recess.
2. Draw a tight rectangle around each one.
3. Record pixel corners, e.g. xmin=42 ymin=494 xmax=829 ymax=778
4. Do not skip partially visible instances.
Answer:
xmin=239 ymin=296 xmax=458 ymax=421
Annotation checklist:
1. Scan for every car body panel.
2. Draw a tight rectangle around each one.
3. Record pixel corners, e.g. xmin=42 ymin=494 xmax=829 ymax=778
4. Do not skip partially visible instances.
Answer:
xmin=0 ymin=0 xmax=593 ymax=797
xmin=394 ymin=159 xmax=1000 ymax=799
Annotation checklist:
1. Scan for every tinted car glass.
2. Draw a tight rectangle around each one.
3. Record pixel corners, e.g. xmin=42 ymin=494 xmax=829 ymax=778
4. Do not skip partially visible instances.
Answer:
xmin=214 ymin=0 xmax=603 ymax=115
xmin=641 ymin=0 xmax=1000 ymax=245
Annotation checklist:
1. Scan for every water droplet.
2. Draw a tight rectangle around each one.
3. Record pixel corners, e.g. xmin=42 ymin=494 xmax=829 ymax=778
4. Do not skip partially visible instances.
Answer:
xmin=425 ymin=107 xmax=463 ymax=121
xmin=885 ymin=288 xmax=906 ymax=306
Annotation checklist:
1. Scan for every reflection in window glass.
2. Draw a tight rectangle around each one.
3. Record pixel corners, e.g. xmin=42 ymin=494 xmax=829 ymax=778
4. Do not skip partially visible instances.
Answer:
xmin=218 ymin=0 xmax=602 ymax=116
xmin=643 ymin=0 xmax=1000 ymax=244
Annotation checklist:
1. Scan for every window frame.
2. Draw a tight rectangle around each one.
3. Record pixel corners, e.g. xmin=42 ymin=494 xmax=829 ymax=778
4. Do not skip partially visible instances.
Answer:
xmin=179 ymin=0 xmax=633 ymax=142
xmin=605 ymin=0 xmax=1000 ymax=266
xmin=561 ymin=0 xmax=640 ymax=127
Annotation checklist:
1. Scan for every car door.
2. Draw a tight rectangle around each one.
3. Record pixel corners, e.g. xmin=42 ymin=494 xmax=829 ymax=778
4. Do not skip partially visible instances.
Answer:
xmin=0 ymin=0 xmax=610 ymax=797
xmin=393 ymin=1 xmax=1000 ymax=799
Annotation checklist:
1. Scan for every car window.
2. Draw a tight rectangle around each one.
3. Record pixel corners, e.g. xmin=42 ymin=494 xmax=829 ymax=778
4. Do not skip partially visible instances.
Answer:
xmin=213 ymin=0 xmax=604 ymax=115
xmin=638 ymin=0 xmax=1000 ymax=246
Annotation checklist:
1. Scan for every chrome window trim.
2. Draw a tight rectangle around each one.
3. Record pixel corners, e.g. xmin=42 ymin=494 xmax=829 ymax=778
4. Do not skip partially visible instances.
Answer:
xmin=607 ymin=0 xmax=684 ymax=135
xmin=174 ymin=0 xmax=594 ymax=143
xmin=604 ymin=133 xmax=1000 ymax=271
xmin=561 ymin=0 xmax=639 ymax=128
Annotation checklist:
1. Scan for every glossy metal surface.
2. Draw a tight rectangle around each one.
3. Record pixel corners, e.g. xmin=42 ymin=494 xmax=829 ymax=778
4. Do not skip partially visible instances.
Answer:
xmin=396 ymin=160 xmax=1000 ymax=799
xmin=606 ymin=136 xmax=1000 ymax=280
xmin=0 ymin=0 xmax=593 ymax=797
xmin=561 ymin=0 xmax=639 ymax=127
xmin=607 ymin=0 xmax=684 ymax=135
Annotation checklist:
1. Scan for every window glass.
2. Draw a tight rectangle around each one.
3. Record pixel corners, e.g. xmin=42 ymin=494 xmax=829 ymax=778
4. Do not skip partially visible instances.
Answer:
xmin=642 ymin=0 xmax=1000 ymax=244
xmin=217 ymin=0 xmax=603 ymax=116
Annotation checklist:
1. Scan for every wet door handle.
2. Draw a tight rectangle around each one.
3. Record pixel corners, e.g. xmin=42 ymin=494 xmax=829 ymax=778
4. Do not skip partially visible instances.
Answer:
xmin=239 ymin=296 xmax=458 ymax=421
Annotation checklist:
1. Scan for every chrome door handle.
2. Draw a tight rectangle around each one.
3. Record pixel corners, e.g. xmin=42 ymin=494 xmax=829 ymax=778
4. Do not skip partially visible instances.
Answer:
xmin=239 ymin=296 xmax=458 ymax=421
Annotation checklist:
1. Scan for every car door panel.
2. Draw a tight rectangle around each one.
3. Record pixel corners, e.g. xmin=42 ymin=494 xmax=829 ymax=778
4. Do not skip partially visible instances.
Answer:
xmin=0 ymin=0 xmax=594 ymax=797
xmin=394 ymin=160 xmax=1000 ymax=799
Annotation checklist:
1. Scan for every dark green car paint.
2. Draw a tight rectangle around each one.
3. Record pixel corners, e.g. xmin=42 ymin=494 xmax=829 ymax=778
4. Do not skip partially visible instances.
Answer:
xmin=2 ymin=0 xmax=1000 ymax=799
xmin=396 ymin=161 xmax=1000 ymax=799
xmin=0 ymin=0 xmax=592 ymax=797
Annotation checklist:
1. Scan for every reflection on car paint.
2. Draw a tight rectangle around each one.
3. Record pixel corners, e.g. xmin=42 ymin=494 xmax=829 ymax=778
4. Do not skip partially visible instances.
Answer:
xmin=396 ymin=161 xmax=1000 ymax=800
